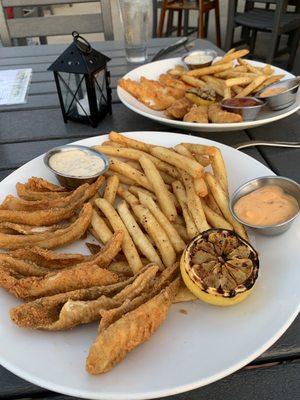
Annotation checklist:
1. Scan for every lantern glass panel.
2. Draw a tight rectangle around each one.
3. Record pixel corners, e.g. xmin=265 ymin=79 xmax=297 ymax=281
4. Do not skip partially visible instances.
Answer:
xmin=94 ymin=69 xmax=108 ymax=111
xmin=57 ymin=72 xmax=91 ymax=118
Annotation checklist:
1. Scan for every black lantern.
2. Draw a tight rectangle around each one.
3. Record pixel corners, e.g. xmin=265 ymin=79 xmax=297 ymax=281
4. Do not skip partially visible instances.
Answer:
xmin=48 ymin=31 xmax=112 ymax=128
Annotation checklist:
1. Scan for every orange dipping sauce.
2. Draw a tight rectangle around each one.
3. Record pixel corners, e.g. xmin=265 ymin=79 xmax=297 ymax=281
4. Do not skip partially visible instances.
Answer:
xmin=234 ymin=185 xmax=299 ymax=226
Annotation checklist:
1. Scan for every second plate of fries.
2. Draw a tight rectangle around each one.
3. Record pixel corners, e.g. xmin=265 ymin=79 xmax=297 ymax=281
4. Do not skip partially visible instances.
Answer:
xmin=118 ymin=53 xmax=300 ymax=132
xmin=0 ymin=131 xmax=299 ymax=400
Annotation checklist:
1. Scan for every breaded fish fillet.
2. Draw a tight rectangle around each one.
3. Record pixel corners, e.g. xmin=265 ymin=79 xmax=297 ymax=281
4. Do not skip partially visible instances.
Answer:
xmin=86 ymin=277 xmax=180 ymax=374
xmin=0 ymin=202 xmax=92 ymax=250
xmin=1 ymin=231 xmax=123 ymax=300
xmin=183 ymin=105 xmax=209 ymax=123
xmin=208 ymin=103 xmax=243 ymax=123
xmin=165 ymin=97 xmax=192 ymax=120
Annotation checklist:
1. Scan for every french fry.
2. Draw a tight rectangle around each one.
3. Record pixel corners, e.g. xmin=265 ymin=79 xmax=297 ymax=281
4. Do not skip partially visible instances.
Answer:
xmin=109 ymin=157 xmax=153 ymax=191
xmin=209 ymin=147 xmax=228 ymax=194
xmin=181 ymin=171 xmax=210 ymax=233
xmin=93 ymin=145 xmax=179 ymax=178
xmin=236 ymin=75 xmax=267 ymax=98
xmin=262 ymin=64 xmax=274 ymax=75
xmin=101 ymin=140 xmax=123 ymax=148
xmin=205 ymin=191 xmax=223 ymax=216
xmin=253 ymin=74 xmax=285 ymax=93
xmin=201 ymin=199 xmax=233 ymax=230
xmin=214 ymin=49 xmax=249 ymax=65
xmin=91 ymin=209 xmax=113 ymax=244
xmin=231 ymin=85 xmax=244 ymax=95
xmin=223 ymin=87 xmax=231 ymax=99
xmin=150 ymin=146 xmax=203 ymax=179
xmin=204 ymin=172 xmax=248 ymax=240
xmin=128 ymin=186 xmax=157 ymax=201
xmin=139 ymin=155 xmax=177 ymax=222
xmin=186 ymin=62 xmax=232 ymax=77
xmin=172 ymin=180 xmax=198 ymax=240
xmin=181 ymin=75 xmax=206 ymax=88
xmin=132 ymin=204 xmax=176 ymax=268
xmin=104 ymin=175 xmax=119 ymax=205
xmin=172 ymin=223 xmax=189 ymax=242
xmin=95 ymin=198 xmax=143 ymax=273
xmin=117 ymin=185 xmax=139 ymax=207
xmin=224 ymin=76 xmax=253 ymax=87
xmin=89 ymin=226 xmax=103 ymax=243
xmin=224 ymin=47 xmax=236 ymax=56
xmin=138 ymin=191 xmax=186 ymax=252
xmin=104 ymin=170 xmax=135 ymax=186
xmin=117 ymin=201 xmax=163 ymax=267
xmin=193 ymin=154 xmax=211 ymax=167
xmin=238 ymin=59 xmax=263 ymax=75
xmin=159 ymin=170 xmax=176 ymax=185
xmin=185 ymin=93 xmax=214 ymax=106
xmin=181 ymin=142 xmax=213 ymax=156
xmin=126 ymin=160 xmax=142 ymax=171
xmin=201 ymin=75 xmax=225 ymax=97
xmin=109 ymin=131 xmax=153 ymax=152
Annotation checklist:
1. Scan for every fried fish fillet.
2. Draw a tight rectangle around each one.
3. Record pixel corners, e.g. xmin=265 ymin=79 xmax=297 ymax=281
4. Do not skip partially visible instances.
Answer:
xmin=0 ymin=202 xmax=92 ymax=250
xmin=165 ymin=97 xmax=192 ymax=119
xmin=159 ymin=73 xmax=190 ymax=91
xmin=86 ymin=277 xmax=181 ymax=374
xmin=208 ymin=103 xmax=243 ymax=123
xmin=16 ymin=183 xmax=70 ymax=201
xmin=9 ymin=265 xmax=158 ymax=330
xmin=0 ymin=254 xmax=50 ymax=276
xmin=0 ymin=221 xmax=70 ymax=235
xmin=10 ymin=279 xmax=135 ymax=330
xmin=183 ymin=105 xmax=209 ymax=123
xmin=1 ymin=231 xmax=123 ymax=300
xmin=25 ymin=177 xmax=68 ymax=192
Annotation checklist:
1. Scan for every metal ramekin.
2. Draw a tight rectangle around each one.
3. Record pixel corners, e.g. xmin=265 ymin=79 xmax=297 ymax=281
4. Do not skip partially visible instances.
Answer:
xmin=182 ymin=49 xmax=218 ymax=70
xmin=221 ymin=97 xmax=266 ymax=121
xmin=256 ymin=77 xmax=300 ymax=111
xmin=44 ymin=145 xmax=109 ymax=189
xmin=230 ymin=176 xmax=300 ymax=236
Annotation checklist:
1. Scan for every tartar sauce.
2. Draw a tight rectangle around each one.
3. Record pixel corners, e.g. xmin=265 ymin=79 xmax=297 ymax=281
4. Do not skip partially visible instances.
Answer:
xmin=184 ymin=53 xmax=213 ymax=65
xmin=49 ymin=149 xmax=104 ymax=177
xmin=234 ymin=185 xmax=299 ymax=226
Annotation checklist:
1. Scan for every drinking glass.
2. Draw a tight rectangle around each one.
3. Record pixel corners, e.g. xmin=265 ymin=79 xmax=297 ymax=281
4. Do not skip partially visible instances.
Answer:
xmin=119 ymin=0 xmax=151 ymax=63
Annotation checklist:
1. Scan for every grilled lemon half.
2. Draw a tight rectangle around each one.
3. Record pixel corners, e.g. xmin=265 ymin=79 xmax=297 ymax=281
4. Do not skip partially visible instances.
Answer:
xmin=180 ymin=229 xmax=259 ymax=306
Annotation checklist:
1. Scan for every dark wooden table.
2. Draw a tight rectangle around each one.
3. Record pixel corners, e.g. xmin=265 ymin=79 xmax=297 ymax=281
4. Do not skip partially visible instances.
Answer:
xmin=0 ymin=38 xmax=299 ymax=400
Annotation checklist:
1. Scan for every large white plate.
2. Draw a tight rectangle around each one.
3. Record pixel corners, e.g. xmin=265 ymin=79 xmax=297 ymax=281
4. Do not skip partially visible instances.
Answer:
xmin=0 ymin=132 xmax=299 ymax=400
xmin=117 ymin=58 xmax=300 ymax=132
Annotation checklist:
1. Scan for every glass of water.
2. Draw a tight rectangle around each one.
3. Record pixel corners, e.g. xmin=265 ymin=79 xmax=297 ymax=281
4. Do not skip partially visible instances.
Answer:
xmin=119 ymin=0 xmax=151 ymax=63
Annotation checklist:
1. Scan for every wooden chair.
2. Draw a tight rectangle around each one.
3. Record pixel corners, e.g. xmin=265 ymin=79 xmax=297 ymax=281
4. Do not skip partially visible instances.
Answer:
xmin=157 ymin=0 xmax=221 ymax=47
xmin=225 ymin=0 xmax=300 ymax=69
xmin=0 ymin=0 xmax=114 ymax=46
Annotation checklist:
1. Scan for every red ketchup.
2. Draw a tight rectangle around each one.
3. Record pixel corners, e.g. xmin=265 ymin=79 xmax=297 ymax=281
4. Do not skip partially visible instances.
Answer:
xmin=223 ymin=98 xmax=261 ymax=107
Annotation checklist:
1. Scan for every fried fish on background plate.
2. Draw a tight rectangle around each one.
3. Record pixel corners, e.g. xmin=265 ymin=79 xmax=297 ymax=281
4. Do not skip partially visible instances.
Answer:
xmin=208 ymin=103 xmax=243 ymax=123
xmin=165 ymin=97 xmax=192 ymax=120
xmin=183 ymin=105 xmax=209 ymax=123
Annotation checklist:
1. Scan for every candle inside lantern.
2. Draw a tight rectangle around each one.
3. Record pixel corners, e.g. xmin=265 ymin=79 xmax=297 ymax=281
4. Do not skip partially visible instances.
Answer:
xmin=76 ymin=95 xmax=91 ymax=116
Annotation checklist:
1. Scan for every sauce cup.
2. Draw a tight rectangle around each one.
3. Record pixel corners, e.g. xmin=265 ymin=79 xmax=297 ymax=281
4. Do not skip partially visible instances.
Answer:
xmin=221 ymin=97 xmax=265 ymax=121
xmin=44 ymin=145 xmax=109 ymax=189
xmin=182 ymin=49 xmax=217 ymax=70
xmin=230 ymin=176 xmax=300 ymax=236
xmin=256 ymin=77 xmax=300 ymax=111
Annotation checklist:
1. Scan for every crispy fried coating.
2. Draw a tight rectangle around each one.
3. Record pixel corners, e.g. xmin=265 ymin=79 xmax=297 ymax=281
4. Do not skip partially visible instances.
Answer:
xmin=9 ymin=265 xmax=157 ymax=330
xmin=26 ymin=177 xmax=68 ymax=192
xmin=0 ymin=221 xmax=70 ymax=235
xmin=3 ymin=231 xmax=124 ymax=300
xmin=16 ymin=183 xmax=70 ymax=201
xmin=159 ymin=73 xmax=190 ymax=91
xmin=173 ymin=284 xmax=197 ymax=303
xmin=10 ymin=246 xmax=92 ymax=269
xmin=164 ymin=97 xmax=192 ymax=120
xmin=208 ymin=103 xmax=243 ymax=123
xmin=10 ymin=279 xmax=133 ymax=330
xmin=183 ymin=105 xmax=209 ymax=123
xmin=86 ymin=277 xmax=181 ymax=374
xmin=0 ymin=203 xmax=92 ymax=250
xmin=0 ymin=254 xmax=50 ymax=276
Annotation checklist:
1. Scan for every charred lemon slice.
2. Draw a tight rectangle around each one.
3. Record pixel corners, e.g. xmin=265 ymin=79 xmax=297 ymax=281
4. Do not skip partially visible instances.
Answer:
xmin=180 ymin=229 xmax=259 ymax=306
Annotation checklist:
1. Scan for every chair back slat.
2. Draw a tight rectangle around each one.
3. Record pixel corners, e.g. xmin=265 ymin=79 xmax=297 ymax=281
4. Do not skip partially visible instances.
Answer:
xmin=0 ymin=0 xmax=114 ymax=45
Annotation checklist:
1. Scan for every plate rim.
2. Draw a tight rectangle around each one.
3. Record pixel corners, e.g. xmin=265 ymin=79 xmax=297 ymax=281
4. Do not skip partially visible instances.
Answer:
xmin=117 ymin=58 xmax=300 ymax=131
xmin=0 ymin=131 xmax=299 ymax=400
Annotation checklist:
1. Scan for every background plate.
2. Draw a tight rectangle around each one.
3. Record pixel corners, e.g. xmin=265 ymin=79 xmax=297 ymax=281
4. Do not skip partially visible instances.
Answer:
xmin=117 ymin=58 xmax=300 ymax=132
xmin=0 ymin=132 xmax=299 ymax=400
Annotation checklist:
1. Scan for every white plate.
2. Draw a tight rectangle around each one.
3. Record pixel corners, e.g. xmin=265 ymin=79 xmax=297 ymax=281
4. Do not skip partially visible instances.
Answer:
xmin=117 ymin=58 xmax=300 ymax=132
xmin=0 ymin=132 xmax=299 ymax=400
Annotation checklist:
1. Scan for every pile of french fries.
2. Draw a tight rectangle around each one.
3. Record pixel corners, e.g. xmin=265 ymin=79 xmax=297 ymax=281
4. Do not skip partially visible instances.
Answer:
xmin=90 ymin=131 xmax=247 ymax=276
xmin=170 ymin=48 xmax=285 ymax=102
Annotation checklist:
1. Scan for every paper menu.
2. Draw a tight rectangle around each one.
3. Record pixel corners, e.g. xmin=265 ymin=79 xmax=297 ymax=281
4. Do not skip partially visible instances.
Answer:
xmin=0 ymin=69 xmax=32 ymax=106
